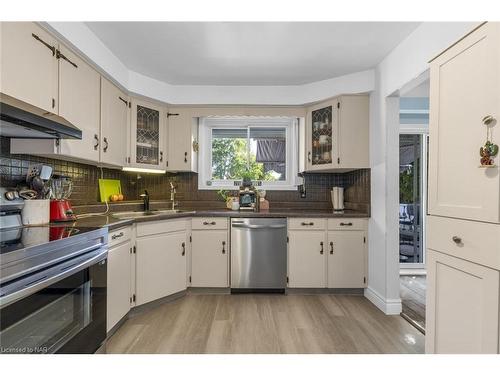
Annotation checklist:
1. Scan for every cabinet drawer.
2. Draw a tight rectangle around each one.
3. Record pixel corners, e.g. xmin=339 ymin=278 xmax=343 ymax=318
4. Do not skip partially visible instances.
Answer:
xmin=108 ymin=226 xmax=133 ymax=247
xmin=328 ymin=218 xmax=367 ymax=231
xmin=136 ymin=219 xmax=188 ymax=237
xmin=427 ymin=215 xmax=500 ymax=270
xmin=192 ymin=217 xmax=228 ymax=230
xmin=288 ymin=218 xmax=326 ymax=230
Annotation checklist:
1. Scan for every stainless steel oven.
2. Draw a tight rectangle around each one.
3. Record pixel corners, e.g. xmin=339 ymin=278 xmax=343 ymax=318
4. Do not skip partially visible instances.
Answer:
xmin=0 ymin=225 xmax=108 ymax=354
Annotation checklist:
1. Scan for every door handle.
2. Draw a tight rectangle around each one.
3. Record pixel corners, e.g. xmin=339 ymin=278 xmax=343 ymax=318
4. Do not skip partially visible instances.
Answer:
xmin=320 ymin=241 xmax=324 ymax=254
xmin=222 ymin=241 xmax=226 ymax=254
xmin=203 ymin=221 xmax=217 ymax=226
xmin=32 ymin=33 xmax=55 ymax=56
xmin=329 ymin=241 xmax=334 ymax=254
xmin=339 ymin=222 xmax=353 ymax=226
xmin=184 ymin=151 xmax=188 ymax=163
xmin=160 ymin=151 xmax=163 ymax=162
xmin=103 ymin=137 xmax=109 ymax=152
xmin=231 ymin=223 xmax=286 ymax=229
xmin=308 ymin=151 xmax=311 ymax=162
xmin=452 ymin=236 xmax=463 ymax=245
xmin=93 ymin=134 xmax=99 ymax=150
xmin=301 ymin=222 xmax=314 ymax=226
xmin=181 ymin=242 xmax=186 ymax=256
xmin=111 ymin=232 xmax=124 ymax=240
xmin=56 ymin=49 xmax=78 ymax=68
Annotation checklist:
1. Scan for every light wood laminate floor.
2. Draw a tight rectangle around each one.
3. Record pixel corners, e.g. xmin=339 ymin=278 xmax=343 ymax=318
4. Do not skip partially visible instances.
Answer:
xmin=105 ymin=293 xmax=424 ymax=354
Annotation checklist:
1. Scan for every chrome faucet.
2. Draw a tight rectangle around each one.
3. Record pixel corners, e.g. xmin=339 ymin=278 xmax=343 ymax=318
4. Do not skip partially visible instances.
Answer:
xmin=139 ymin=190 xmax=150 ymax=212
xmin=170 ymin=182 xmax=178 ymax=210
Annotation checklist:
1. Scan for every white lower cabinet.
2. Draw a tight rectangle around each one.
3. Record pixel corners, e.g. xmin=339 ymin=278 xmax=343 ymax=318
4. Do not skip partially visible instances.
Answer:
xmin=426 ymin=249 xmax=500 ymax=354
xmin=288 ymin=229 xmax=326 ymax=287
xmin=135 ymin=223 xmax=188 ymax=306
xmin=191 ymin=229 xmax=228 ymax=287
xmin=288 ymin=218 xmax=368 ymax=289
xmin=107 ymin=240 xmax=132 ymax=332
xmin=327 ymin=230 xmax=367 ymax=288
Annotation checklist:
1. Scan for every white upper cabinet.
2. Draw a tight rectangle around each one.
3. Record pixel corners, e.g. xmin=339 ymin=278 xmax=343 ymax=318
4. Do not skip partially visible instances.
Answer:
xmin=100 ymin=78 xmax=129 ymax=166
xmin=58 ymin=44 xmax=101 ymax=163
xmin=428 ymin=22 xmax=500 ymax=223
xmin=0 ymin=22 xmax=59 ymax=113
xmin=130 ymin=98 xmax=167 ymax=170
xmin=305 ymin=95 xmax=369 ymax=172
xmin=166 ymin=107 xmax=198 ymax=172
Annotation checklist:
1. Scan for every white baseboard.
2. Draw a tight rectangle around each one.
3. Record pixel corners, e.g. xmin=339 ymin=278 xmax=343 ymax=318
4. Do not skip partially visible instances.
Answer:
xmin=364 ymin=287 xmax=402 ymax=315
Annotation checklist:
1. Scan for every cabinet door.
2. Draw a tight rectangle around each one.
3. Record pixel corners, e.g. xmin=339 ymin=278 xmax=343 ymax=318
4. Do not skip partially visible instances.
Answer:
xmin=327 ymin=230 xmax=366 ymax=288
xmin=288 ymin=230 xmax=326 ymax=287
xmin=426 ymin=249 xmax=499 ymax=353
xmin=130 ymin=99 xmax=166 ymax=170
xmin=305 ymin=100 xmax=339 ymax=171
xmin=100 ymin=78 xmax=129 ymax=166
xmin=107 ymin=241 xmax=132 ymax=332
xmin=0 ymin=22 xmax=58 ymax=113
xmin=58 ymin=44 xmax=101 ymax=163
xmin=135 ymin=231 xmax=187 ymax=305
xmin=337 ymin=95 xmax=369 ymax=169
xmin=167 ymin=107 xmax=198 ymax=172
xmin=191 ymin=230 xmax=228 ymax=287
xmin=428 ymin=23 xmax=500 ymax=223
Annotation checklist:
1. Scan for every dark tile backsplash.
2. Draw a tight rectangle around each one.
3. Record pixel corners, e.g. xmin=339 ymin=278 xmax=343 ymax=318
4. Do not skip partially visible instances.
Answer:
xmin=0 ymin=136 xmax=370 ymax=213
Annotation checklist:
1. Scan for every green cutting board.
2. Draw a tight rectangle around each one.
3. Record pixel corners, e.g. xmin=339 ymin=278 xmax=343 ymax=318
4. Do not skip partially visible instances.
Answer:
xmin=98 ymin=179 xmax=122 ymax=202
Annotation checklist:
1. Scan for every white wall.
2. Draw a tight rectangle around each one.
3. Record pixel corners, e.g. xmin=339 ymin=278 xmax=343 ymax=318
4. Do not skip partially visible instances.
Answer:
xmin=365 ymin=22 xmax=480 ymax=314
xmin=44 ymin=22 xmax=374 ymax=105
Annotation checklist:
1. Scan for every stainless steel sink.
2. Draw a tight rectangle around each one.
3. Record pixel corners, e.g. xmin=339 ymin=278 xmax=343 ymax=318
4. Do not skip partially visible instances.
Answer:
xmin=111 ymin=210 xmax=193 ymax=219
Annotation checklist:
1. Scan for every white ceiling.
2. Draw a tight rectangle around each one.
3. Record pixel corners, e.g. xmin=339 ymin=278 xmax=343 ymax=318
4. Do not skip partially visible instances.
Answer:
xmin=85 ymin=22 xmax=420 ymax=86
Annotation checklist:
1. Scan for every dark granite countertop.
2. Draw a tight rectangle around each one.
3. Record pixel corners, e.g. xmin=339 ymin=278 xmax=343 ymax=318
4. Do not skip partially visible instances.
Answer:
xmin=73 ymin=209 xmax=370 ymax=231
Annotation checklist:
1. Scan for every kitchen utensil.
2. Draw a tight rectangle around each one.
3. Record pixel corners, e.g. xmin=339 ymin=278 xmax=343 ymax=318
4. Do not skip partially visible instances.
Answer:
xmin=39 ymin=165 xmax=53 ymax=181
xmin=4 ymin=190 xmax=20 ymax=201
xmin=98 ymin=179 xmax=122 ymax=202
xmin=18 ymin=189 xmax=38 ymax=200
xmin=31 ymin=176 xmax=45 ymax=196
xmin=21 ymin=199 xmax=50 ymax=225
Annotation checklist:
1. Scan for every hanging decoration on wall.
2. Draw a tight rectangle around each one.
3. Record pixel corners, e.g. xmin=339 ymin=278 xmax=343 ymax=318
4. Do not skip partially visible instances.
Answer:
xmin=479 ymin=115 xmax=498 ymax=167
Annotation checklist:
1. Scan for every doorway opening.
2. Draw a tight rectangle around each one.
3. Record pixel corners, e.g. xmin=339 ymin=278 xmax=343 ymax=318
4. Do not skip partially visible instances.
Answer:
xmin=398 ymin=80 xmax=429 ymax=333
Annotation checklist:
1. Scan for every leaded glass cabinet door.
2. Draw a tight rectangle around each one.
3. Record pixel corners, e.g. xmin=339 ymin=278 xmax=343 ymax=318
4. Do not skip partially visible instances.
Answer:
xmin=130 ymin=99 xmax=166 ymax=170
xmin=307 ymin=99 xmax=338 ymax=170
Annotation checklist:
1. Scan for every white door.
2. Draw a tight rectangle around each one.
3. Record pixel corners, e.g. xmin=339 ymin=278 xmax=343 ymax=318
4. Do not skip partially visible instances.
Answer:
xmin=0 ymin=22 xmax=58 ymax=113
xmin=428 ymin=22 xmax=500 ymax=223
xmin=288 ymin=230 xmax=326 ymax=287
xmin=327 ymin=230 xmax=366 ymax=288
xmin=135 ymin=232 xmax=187 ymax=305
xmin=426 ymin=249 xmax=500 ymax=353
xmin=167 ymin=107 xmax=197 ymax=172
xmin=100 ymin=78 xmax=129 ymax=166
xmin=191 ymin=230 xmax=228 ymax=287
xmin=130 ymin=99 xmax=166 ymax=170
xmin=58 ymin=44 xmax=101 ymax=163
xmin=107 ymin=241 xmax=132 ymax=332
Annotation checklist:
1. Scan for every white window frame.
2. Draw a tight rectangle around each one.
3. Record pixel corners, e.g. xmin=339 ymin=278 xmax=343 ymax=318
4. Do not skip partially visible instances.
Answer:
xmin=198 ymin=116 xmax=299 ymax=191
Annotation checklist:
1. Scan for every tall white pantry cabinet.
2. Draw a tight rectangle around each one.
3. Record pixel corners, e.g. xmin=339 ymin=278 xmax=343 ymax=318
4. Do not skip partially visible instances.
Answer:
xmin=426 ymin=22 xmax=500 ymax=354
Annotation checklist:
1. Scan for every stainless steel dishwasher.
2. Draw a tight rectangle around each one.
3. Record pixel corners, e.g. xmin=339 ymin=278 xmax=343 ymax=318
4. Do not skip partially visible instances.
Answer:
xmin=230 ymin=218 xmax=287 ymax=292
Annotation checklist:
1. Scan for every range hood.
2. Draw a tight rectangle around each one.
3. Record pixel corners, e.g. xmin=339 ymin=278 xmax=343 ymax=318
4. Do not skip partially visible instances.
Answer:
xmin=0 ymin=94 xmax=82 ymax=139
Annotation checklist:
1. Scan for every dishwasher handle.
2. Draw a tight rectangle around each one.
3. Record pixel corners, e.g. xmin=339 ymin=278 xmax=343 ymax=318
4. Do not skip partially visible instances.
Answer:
xmin=232 ymin=223 xmax=286 ymax=230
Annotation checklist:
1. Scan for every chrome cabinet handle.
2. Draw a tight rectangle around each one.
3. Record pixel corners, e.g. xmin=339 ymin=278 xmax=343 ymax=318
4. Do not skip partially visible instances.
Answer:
xmin=103 ymin=137 xmax=109 ymax=152
xmin=329 ymin=241 xmax=334 ymax=254
xmin=111 ymin=232 xmax=124 ymax=240
xmin=94 ymin=134 xmax=99 ymax=150
xmin=320 ymin=241 xmax=324 ymax=254
xmin=203 ymin=221 xmax=216 ymax=226
xmin=452 ymin=236 xmax=462 ymax=245
xmin=181 ymin=242 xmax=186 ymax=256
xmin=301 ymin=222 xmax=314 ymax=226
xmin=222 ymin=241 xmax=226 ymax=254
xmin=340 ymin=222 xmax=353 ymax=226
xmin=482 ymin=115 xmax=495 ymax=125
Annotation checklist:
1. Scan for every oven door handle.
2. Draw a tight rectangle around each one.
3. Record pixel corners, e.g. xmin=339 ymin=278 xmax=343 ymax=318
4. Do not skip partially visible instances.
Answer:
xmin=0 ymin=249 xmax=107 ymax=309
